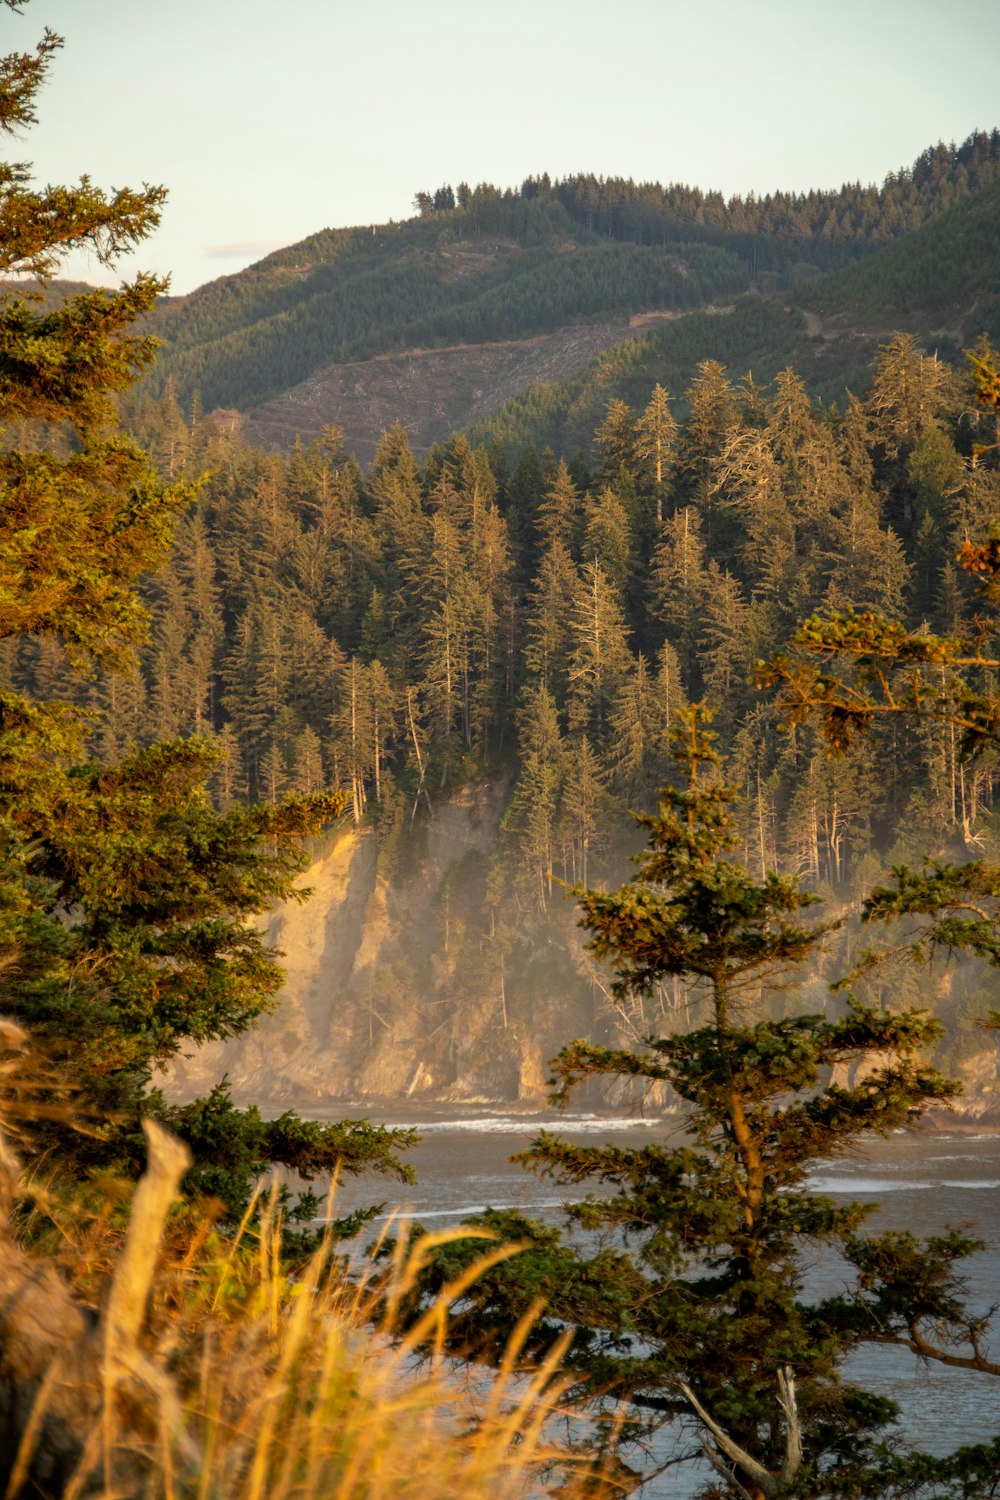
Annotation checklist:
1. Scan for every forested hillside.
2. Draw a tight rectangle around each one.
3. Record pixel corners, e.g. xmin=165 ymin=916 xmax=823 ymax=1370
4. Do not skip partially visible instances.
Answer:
xmin=12 ymin=331 xmax=1000 ymax=1104
xmin=472 ymin=178 xmax=1000 ymax=458
xmin=9 ymin=9 xmax=1000 ymax=1494
xmin=140 ymin=131 xmax=1000 ymax=420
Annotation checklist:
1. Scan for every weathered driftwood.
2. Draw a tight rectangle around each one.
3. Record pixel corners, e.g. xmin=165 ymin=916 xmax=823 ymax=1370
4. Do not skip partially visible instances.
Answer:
xmin=0 ymin=1019 xmax=195 ymax=1497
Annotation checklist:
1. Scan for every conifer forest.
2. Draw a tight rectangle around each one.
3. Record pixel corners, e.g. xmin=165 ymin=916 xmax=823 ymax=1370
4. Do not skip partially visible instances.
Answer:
xmin=5 ymin=2 xmax=1000 ymax=1496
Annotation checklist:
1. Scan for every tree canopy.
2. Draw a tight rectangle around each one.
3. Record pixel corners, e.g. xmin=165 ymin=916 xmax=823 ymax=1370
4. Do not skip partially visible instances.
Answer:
xmin=0 ymin=3 xmax=414 ymax=1216
xmin=415 ymin=713 xmax=1000 ymax=1498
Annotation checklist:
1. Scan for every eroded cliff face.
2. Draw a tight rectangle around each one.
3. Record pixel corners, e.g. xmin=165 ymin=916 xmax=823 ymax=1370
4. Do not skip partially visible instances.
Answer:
xmin=164 ymin=780 xmax=577 ymax=1107
xmin=163 ymin=782 xmax=1000 ymax=1120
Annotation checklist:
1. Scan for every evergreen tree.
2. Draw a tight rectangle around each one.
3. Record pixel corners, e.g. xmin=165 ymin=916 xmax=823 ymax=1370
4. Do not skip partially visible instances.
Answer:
xmin=290 ymin=723 xmax=325 ymax=795
xmin=595 ymin=398 xmax=637 ymax=485
xmin=709 ymin=426 xmax=796 ymax=607
xmin=634 ymin=383 xmax=677 ymax=526
xmin=865 ymin=333 xmax=958 ymax=464
xmin=558 ymin=733 xmax=610 ymax=886
xmin=697 ymin=562 xmax=754 ymax=722
xmin=821 ymin=502 xmax=910 ymax=619
xmin=648 ymin=505 xmax=708 ymax=672
xmin=675 ymin=360 xmax=740 ymax=529
xmin=413 ymin=511 xmax=476 ymax=773
xmin=369 ymin=420 xmax=426 ymax=634
xmin=766 ymin=367 xmax=822 ymax=471
xmin=606 ymin=654 xmax=659 ymax=803
xmin=536 ymin=457 xmax=582 ymax=554
xmin=427 ymin=712 xmax=1000 ymax=1498
xmin=524 ymin=539 xmax=578 ymax=704
xmin=93 ymin=662 xmax=148 ymax=763
xmin=906 ymin=426 xmax=965 ymax=616
xmin=500 ymin=682 xmax=565 ymax=911
xmin=504 ymin=442 xmax=546 ymax=576
xmin=581 ymin=487 xmax=631 ymax=600
xmin=332 ymin=655 xmax=374 ymax=822
xmin=566 ymin=559 xmax=632 ymax=739
xmin=0 ymin=8 xmax=413 ymax=1207
xmin=466 ymin=502 xmax=516 ymax=754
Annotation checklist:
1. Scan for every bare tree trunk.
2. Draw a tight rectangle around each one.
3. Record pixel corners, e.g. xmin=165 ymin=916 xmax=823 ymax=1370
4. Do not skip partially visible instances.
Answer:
xmin=406 ymin=688 xmax=432 ymax=822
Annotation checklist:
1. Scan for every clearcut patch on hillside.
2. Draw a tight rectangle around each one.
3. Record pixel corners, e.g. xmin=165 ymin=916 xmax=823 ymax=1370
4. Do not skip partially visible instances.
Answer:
xmin=242 ymin=317 xmax=677 ymax=461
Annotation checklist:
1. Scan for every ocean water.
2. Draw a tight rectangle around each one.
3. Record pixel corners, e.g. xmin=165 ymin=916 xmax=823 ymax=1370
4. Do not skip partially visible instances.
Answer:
xmin=307 ymin=1104 xmax=1000 ymax=1491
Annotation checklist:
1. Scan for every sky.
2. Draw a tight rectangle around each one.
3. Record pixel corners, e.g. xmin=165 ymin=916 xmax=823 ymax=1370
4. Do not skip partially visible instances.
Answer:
xmin=12 ymin=0 xmax=1000 ymax=295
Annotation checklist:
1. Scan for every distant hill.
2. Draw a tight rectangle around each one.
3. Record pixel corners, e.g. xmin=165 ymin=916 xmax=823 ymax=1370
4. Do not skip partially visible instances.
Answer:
xmin=137 ymin=133 xmax=1000 ymax=458
xmin=241 ymin=315 xmax=685 ymax=466
xmin=470 ymin=178 xmax=1000 ymax=458
xmin=146 ymin=211 xmax=753 ymax=413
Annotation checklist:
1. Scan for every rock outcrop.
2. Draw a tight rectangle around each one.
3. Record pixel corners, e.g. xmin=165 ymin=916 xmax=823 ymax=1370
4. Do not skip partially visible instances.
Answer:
xmin=163 ymin=784 xmax=1000 ymax=1121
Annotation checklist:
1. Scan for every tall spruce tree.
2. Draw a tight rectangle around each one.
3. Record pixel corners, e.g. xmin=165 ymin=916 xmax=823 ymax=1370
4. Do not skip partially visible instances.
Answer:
xmin=760 ymin=366 xmax=1000 ymax=1011
xmin=0 ymin=4 xmax=413 ymax=1210
xmin=423 ymin=709 xmax=1000 ymax=1497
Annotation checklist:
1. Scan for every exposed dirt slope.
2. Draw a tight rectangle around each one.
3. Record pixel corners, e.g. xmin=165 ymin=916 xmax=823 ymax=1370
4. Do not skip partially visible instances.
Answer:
xmin=242 ymin=316 xmax=678 ymax=463
xmin=161 ymin=780 xmax=1000 ymax=1119
xmin=163 ymin=780 xmax=567 ymax=1108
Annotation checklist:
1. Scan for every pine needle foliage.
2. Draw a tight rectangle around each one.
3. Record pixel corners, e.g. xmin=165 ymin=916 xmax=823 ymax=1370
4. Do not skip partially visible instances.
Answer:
xmin=761 ymin=375 xmax=1000 ymax=1027
xmin=0 ymin=1 xmax=413 ymax=1212
xmin=415 ymin=710 xmax=1000 ymax=1498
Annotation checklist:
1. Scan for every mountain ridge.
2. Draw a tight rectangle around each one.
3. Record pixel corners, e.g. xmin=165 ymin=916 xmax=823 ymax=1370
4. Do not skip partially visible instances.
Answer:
xmin=134 ymin=130 xmax=1000 ymax=458
xmin=470 ymin=177 xmax=1000 ymax=458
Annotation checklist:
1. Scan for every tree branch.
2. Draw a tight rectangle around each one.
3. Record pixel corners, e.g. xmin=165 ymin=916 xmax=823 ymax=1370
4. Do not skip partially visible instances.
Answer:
xmin=870 ymin=1326 xmax=1000 ymax=1377
xmin=677 ymin=1371 xmax=803 ymax=1498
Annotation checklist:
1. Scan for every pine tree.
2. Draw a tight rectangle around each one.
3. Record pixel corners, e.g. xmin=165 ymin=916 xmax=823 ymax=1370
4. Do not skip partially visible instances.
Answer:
xmin=675 ymin=360 xmax=740 ymax=528
xmin=865 ymin=333 xmax=958 ymax=464
xmin=500 ymin=683 xmax=565 ymax=911
xmin=427 ymin=712 xmax=1000 ymax=1498
xmin=697 ymin=562 xmax=754 ymax=721
xmin=566 ymin=559 xmax=632 ymax=739
xmin=634 ymin=383 xmax=677 ymax=526
xmin=524 ymin=539 xmax=577 ymax=705
xmin=648 ymin=505 xmax=708 ymax=672
xmin=816 ymin=483 xmax=910 ymax=621
xmin=709 ymin=426 xmax=796 ymax=606
xmin=466 ymin=503 xmax=515 ymax=755
xmin=581 ymin=487 xmax=631 ymax=599
xmin=0 ymin=9 xmax=412 ymax=1207
xmin=209 ymin=720 xmax=248 ymax=810
xmin=595 ymin=398 xmax=637 ymax=486
xmin=606 ymin=655 xmax=657 ymax=803
xmin=906 ymin=427 xmax=965 ymax=616
xmin=504 ymin=442 xmax=545 ymax=576
xmin=369 ymin=420 xmax=427 ymax=646
xmin=332 ymin=655 xmax=373 ymax=822
xmin=535 ymin=457 xmax=582 ymax=554
xmin=290 ymin=724 xmax=324 ymax=796
xmin=558 ymin=733 xmax=610 ymax=887
xmin=766 ymin=367 xmax=821 ymax=472
xmin=366 ymin=658 xmax=398 ymax=803
xmin=414 ymin=512 xmax=475 ymax=774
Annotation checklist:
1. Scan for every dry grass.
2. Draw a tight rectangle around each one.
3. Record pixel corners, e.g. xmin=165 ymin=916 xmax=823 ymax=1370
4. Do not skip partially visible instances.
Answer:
xmin=1 ymin=1019 xmax=616 ymax=1498
xmin=142 ymin=1186 xmax=602 ymax=1500
xmin=7 ymin=1162 xmax=617 ymax=1500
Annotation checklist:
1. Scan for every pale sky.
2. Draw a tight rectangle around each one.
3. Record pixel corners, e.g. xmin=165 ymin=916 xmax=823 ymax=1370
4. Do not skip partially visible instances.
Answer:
xmin=11 ymin=0 xmax=1000 ymax=295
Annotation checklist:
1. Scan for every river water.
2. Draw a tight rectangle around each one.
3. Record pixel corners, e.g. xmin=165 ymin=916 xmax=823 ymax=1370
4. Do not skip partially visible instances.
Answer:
xmin=308 ymin=1103 xmax=1000 ymax=1490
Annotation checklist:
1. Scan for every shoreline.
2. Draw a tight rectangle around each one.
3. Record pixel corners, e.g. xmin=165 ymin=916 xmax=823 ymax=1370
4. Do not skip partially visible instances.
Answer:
xmin=237 ymin=1096 xmax=1000 ymax=1136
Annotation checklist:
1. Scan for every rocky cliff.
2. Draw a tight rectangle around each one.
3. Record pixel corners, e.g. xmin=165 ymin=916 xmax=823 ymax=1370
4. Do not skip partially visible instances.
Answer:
xmin=163 ymin=783 xmax=1000 ymax=1123
xmin=165 ymin=780 xmax=576 ymax=1108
